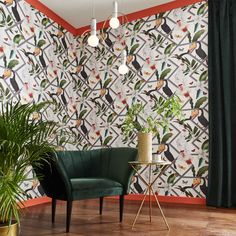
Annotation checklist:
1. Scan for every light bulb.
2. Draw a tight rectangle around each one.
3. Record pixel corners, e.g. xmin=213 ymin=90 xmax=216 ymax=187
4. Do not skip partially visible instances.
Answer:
xmin=109 ymin=17 xmax=120 ymax=29
xmin=88 ymin=34 xmax=99 ymax=47
xmin=118 ymin=64 xmax=129 ymax=75
xmin=88 ymin=18 xmax=99 ymax=47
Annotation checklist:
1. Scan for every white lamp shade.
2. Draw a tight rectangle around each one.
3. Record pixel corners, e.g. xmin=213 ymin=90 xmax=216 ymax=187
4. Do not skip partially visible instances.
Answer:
xmin=109 ymin=17 xmax=120 ymax=29
xmin=118 ymin=64 xmax=129 ymax=74
xmin=88 ymin=34 xmax=99 ymax=47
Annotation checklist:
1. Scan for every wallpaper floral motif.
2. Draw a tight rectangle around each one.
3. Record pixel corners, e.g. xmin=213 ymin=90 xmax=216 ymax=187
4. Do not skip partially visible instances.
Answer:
xmin=0 ymin=0 xmax=208 ymax=199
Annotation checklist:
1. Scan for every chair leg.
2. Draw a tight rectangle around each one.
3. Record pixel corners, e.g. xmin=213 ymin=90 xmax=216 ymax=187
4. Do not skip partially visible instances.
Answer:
xmin=119 ymin=195 xmax=124 ymax=222
xmin=66 ymin=200 xmax=73 ymax=233
xmin=99 ymin=197 xmax=104 ymax=215
xmin=52 ymin=198 xmax=56 ymax=223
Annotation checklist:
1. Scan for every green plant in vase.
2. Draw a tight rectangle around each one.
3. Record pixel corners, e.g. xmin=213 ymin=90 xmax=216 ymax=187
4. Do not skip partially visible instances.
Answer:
xmin=121 ymin=94 xmax=183 ymax=162
xmin=0 ymin=102 xmax=58 ymax=236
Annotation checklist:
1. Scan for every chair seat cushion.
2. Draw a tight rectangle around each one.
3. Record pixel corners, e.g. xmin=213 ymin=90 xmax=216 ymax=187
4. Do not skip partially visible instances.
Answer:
xmin=70 ymin=178 xmax=123 ymax=200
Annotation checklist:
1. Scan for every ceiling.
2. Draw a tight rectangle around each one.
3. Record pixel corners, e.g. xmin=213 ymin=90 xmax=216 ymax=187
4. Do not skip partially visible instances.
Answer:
xmin=25 ymin=0 xmax=200 ymax=35
xmin=39 ymin=0 xmax=174 ymax=29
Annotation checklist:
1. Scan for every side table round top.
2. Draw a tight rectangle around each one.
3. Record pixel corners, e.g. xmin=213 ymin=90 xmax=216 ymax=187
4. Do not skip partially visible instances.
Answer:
xmin=129 ymin=160 xmax=171 ymax=166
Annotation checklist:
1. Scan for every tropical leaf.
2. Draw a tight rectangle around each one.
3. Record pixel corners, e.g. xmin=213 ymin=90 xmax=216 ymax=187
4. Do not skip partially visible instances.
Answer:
xmin=79 ymin=55 xmax=87 ymax=65
xmin=63 ymin=59 xmax=69 ymax=67
xmin=198 ymin=157 xmax=203 ymax=167
xmin=161 ymin=133 xmax=173 ymax=143
xmin=195 ymin=96 xmax=207 ymax=108
xmin=82 ymin=88 xmax=89 ymax=97
xmin=41 ymin=18 xmax=49 ymax=26
xmin=202 ymin=139 xmax=209 ymax=151
xmin=167 ymin=173 xmax=176 ymax=184
xmin=103 ymin=78 xmax=112 ymax=88
xmin=192 ymin=29 xmax=205 ymax=42
xmin=199 ymin=70 xmax=208 ymax=81
xmin=130 ymin=44 xmax=140 ymax=54
xmin=197 ymin=3 xmax=207 ymax=15
xmin=37 ymin=39 xmax=46 ymax=48
xmin=160 ymin=68 xmax=171 ymax=80
xmin=134 ymin=80 xmax=143 ymax=90
xmin=196 ymin=166 xmax=208 ymax=177
xmin=164 ymin=43 xmax=175 ymax=55
xmin=79 ymin=109 xmax=87 ymax=119
xmin=40 ymin=79 xmax=48 ymax=88
xmin=103 ymin=136 xmax=113 ymax=146
xmin=59 ymin=79 xmax=66 ymax=88
xmin=13 ymin=34 xmax=24 ymax=44
xmin=107 ymin=113 xmax=115 ymax=123
xmin=133 ymin=19 xmax=143 ymax=31
xmin=8 ymin=59 xmax=19 ymax=69
xmin=107 ymin=56 xmax=114 ymax=66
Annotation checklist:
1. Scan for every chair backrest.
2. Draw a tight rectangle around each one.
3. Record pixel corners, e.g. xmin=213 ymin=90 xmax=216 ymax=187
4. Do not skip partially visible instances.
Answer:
xmin=33 ymin=153 xmax=71 ymax=200
xmin=57 ymin=147 xmax=138 ymax=194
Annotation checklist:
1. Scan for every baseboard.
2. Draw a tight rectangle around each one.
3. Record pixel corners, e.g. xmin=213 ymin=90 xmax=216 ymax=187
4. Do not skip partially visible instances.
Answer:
xmin=20 ymin=196 xmax=51 ymax=208
xmin=21 ymin=194 xmax=206 ymax=208
xmin=109 ymin=194 xmax=206 ymax=205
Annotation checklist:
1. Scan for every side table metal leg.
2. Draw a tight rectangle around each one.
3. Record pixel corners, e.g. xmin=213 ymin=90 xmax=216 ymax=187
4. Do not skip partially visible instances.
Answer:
xmin=132 ymin=188 xmax=149 ymax=229
xmin=151 ymin=187 xmax=170 ymax=230
xmin=149 ymin=165 xmax=152 ymax=222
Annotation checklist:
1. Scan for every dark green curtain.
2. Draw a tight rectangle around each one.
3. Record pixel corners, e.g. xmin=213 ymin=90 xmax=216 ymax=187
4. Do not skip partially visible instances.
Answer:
xmin=207 ymin=0 xmax=236 ymax=207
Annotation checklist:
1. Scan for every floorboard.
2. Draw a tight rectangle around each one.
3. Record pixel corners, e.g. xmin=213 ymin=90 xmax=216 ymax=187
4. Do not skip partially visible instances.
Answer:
xmin=20 ymin=198 xmax=236 ymax=236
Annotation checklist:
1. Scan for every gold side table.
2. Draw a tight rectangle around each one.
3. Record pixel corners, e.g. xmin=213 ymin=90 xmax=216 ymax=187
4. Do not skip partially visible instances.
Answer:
xmin=129 ymin=160 xmax=171 ymax=230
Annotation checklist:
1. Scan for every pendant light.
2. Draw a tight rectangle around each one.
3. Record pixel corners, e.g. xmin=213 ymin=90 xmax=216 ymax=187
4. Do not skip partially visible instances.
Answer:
xmin=88 ymin=18 xmax=99 ymax=47
xmin=88 ymin=0 xmax=99 ymax=47
xmin=118 ymin=50 xmax=128 ymax=75
xmin=109 ymin=1 xmax=120 ymax=29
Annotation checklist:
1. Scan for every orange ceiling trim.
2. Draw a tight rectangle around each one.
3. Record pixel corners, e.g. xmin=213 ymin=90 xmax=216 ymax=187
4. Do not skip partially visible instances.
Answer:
xmin=76 ymin=0 xmax=204 ymax=35
xmin=25 ymin=0 xmax=204 ymax=36
xmin=25 ymin=0 xmax=77 ymax=35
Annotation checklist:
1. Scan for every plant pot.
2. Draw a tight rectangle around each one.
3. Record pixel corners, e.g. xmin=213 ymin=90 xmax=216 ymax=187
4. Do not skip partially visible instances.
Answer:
xmin=0 ymin=221 xmax=18 ymax=236
xmin=138 ymin=132 xmax=152 ymax=162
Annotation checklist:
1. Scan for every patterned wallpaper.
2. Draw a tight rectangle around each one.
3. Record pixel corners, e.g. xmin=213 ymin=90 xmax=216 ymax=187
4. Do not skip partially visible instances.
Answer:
xmin=0 ymin=0 xmax=208 ymax=199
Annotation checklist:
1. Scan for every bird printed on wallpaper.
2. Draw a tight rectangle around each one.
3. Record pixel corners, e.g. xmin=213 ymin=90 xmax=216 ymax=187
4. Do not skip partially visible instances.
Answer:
xmin=101 ymin=28 xmax=114 ymax=51
xmin=195 ymin=41 xmax=207 ymax=61
xmin=183 ymin=97 xmax=208 ymax=127
xmin=0 ymin=0 xmax=22 ymax=30
xmin=192 ymin=177 xmax=207 ymax=196
xmin=92 ymin=88 xmax=114 ymax=109
xmin=48 ymin=27 xmax=68 ymax=52
xmin=145 ymin=70 xmax=173 ymax=97
xmin=21 ymin=48 xmax=40 ymax=75
xmin=157 ymin=141 xmax=177 ymax=169
xmin=57 ymin=26 xmax=68 ymax=50
xmin=143 ymin=13 xmax=173 ymax=39
xmin=1 ymin=55 xmax=20 ymax=93
xmin=24 ymin=36 xmax=47 ymax=74
xmin=47 ymin=77 xmax=67 ymax=106
xmin=127 ymin=53 xmax=142 ymax=75
xmin=174 ymin=29 xmax=206 ymax=62
xmin=70 ymin=109 xmax=89 ymax=138
xmin=126 ymin=44 xmax=143 ymax=75
xmin=91 ymin=78 xmax=114 ymax=108
xmin=190 ymin=108 xmax=208 ymax=127
xmin=75 ymin=55 xmax=88 ymax=82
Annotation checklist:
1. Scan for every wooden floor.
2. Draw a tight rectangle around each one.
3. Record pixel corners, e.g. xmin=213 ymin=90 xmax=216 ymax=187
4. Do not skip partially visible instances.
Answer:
xmin=21 ymin=198 xmax=236 ymax=236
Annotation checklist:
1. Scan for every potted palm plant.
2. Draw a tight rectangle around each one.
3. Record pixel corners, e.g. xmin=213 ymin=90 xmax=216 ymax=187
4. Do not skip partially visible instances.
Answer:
xmin=0 ymin=102 xmax=58 ymax=236
xmin=121 ymin=94 xmax=183 ymax=162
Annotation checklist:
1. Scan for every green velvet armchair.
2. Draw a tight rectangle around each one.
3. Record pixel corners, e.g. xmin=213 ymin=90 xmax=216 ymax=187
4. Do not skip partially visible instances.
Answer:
xmin=34 ymin=147 xmax=138 ymax=232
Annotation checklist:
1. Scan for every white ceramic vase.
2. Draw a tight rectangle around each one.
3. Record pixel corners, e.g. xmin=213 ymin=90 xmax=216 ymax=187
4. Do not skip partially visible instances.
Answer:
xmin=138 ymin=132 xmax=152 ymax=162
